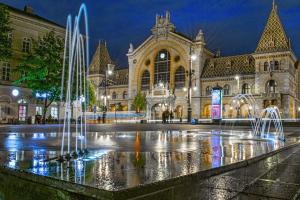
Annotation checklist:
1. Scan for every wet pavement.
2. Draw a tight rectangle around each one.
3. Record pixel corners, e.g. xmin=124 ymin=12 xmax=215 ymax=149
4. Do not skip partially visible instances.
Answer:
xmin=0 ymin=128 xmax=298 ymax=193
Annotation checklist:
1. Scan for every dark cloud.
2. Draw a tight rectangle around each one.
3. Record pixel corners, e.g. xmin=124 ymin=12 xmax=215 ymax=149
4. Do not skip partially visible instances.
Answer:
xmin=2 ymin=0 xmax=300 ymax=67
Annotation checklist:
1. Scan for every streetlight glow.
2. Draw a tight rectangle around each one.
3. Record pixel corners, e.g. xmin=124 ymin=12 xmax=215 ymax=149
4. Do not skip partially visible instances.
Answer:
xmin=235 ymin=75 xmax=239 ymax=80
xmin=183 ymin=87 xmax=187 ymax=92
xmin=107 ymin=70 xmax=113 ymax=75
xmin=191 ymin=54 xmax=197 ymax=61
xmin=12 ymin=89 xmax=19 ymax=97
xmin=193 ymin=86 xmax=197 ymax=91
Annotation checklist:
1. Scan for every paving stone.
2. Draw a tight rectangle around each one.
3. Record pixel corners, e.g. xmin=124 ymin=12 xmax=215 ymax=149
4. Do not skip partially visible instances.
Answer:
xmin=233 ymin=193 xmax=282 ymax=200
xmin=262 ymin=164 xmax=300 ymax=184
xmin=243 ymin=179 xmax=299 ymax=199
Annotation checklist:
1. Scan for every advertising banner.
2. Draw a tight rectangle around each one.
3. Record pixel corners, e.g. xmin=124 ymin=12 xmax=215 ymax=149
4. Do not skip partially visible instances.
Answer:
xmin=211 ymin=87 xmax=222 ymax=120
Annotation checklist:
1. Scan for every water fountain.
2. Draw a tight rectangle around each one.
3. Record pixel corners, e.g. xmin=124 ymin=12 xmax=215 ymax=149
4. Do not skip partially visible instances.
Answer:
xmin=59 ymin=3 xmax=89 ymax=161
xmin=227 ymin=94 xmax=284 ymax=141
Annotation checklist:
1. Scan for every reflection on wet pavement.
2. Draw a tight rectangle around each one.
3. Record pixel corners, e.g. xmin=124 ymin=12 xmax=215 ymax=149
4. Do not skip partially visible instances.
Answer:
xmin=0 ymin=129 xmax=297 ymax=191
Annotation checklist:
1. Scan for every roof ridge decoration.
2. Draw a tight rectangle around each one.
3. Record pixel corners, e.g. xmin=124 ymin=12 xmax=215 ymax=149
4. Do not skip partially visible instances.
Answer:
xmin=89 ymin=40 xmax=113 ymax=75
xmin=255 ymin=1 xmax=290 ymax=53
xmin=151 ymin=11 xmax=175 ymax=39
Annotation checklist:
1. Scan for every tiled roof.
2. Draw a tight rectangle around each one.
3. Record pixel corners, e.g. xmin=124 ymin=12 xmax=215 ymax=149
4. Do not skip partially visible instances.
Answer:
xmin=255 ymin=2 xmax=290 ymax=53
xmin=110 ymin=69 xmax=128 ymax=86
xmin=201 ymin=54 xmax=255 ymax=78
xmin=89 ymin=41 xmax=113 ymax=75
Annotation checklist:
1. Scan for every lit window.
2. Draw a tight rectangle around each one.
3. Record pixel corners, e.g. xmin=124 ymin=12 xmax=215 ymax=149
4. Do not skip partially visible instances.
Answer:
xmin=22 ymin=38 xmax=31 ymax=53
xmin=36 ymin=106 xmax=42 ymax=115
xmin=175 ymin=66 xmax=185 ymax=89
xmin=2 ymin=62 xmax=10 ymax=81
xmin=51 ymin=107 xmax=58 ymax=119
xmin=154 ymin=49 xmax=170 ymax=84
xmin=141 ymin=70 xmax=150 ymax=90
xmin=206 ymin=86 xmax=212 ymax=96
xmin=264 ymin=62 xmax=269 ymax=71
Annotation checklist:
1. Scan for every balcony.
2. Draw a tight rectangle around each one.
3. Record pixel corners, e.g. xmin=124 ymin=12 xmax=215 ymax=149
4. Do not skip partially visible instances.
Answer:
xmin=261 ymin=92 xmax=281 ymax=99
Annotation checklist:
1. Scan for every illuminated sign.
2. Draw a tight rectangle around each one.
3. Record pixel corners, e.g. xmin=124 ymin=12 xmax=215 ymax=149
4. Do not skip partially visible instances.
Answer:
xmin=211 ymin=87 xmax=222 ymax=120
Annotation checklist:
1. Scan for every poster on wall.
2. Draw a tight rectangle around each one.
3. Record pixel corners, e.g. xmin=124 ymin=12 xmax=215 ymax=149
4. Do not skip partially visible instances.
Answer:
xmin=211 ymin=86 xmax=222 ymax=121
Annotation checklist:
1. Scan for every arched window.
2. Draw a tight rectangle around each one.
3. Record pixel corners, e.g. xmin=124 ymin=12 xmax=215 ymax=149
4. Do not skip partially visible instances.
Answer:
xmin=266 ymin=80 xmax=277 ymax=93
xmin=141 ymin=70 xmax=150 ymax=90
xmin=242 ymin=83 xmax=250 ymax=94
xmin=22 ymin=38 xmax=31 ymax=53
xmin=264 ymin=62 xmax=269 ymax=71
xmin=112 ymin=92 xmax=117 ymax=99
xmin=206 ymin=86 xmax=212 ymax=96
xmin=223 ymin=84 xmax=230 ymax=95
xmin=175 ymin=66 xmax=185 ymax=89
xmin=123 ymin=91 xmax=127 ymax=99
xmin=154 ymin=49 xmax=170 ymax=84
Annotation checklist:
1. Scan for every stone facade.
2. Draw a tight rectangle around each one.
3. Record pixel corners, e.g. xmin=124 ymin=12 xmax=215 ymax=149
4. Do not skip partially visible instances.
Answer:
xmin=0 ymin=4 xmax=65 ymax=123
xmin=91 ymin=2 xmax=299 ymax=120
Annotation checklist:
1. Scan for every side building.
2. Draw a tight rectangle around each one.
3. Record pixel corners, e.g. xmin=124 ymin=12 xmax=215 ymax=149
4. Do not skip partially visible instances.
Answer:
xmin=0 ymin=4 xmax=65 ymax=123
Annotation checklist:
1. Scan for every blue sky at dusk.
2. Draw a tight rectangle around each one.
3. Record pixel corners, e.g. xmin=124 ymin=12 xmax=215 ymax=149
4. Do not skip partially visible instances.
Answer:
xmin=2 ymin=0 xmax=300 ymax=67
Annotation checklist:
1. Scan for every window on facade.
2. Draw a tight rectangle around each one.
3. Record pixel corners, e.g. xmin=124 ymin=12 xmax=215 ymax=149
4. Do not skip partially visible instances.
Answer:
xmin=123 ymin=91 xmax=127 ymax=99
xmin=112 ymin=92 xmax=117 ymax=99
xmin=36 ymin=106 xmax=42 ymax=115
xmin=266 ymin=80 xmax=277 ymax=93
xmin=22 ymin=38 xmax=31 ymax=53
xmin=18 ymin=105 xmax=27 ymax=121
xmin=51 ymin=107 xmax=58 ymax=119
xmin=154 ymin=49 xmax=170 ymax=84
xmin=223 ymin=84 xmax=230 ymax=95
xmin=242 ymin=83 xmax=250 ymax=94
xmin=2 ymin=62 xmax=10 ymax=81
xmin=8 ymin=33 xmax=12 ymax=47
xmin=0 ymin=105 xmax=11 ymax=118
xmin=175 ymin=66 xmax=185 ymax=89
xmin=206 ymin=86 xmax=212 ymax=96
xmin=274 ymin=61 xmax=279 ymax=70
xmin=141 ymin=70 xmax=150 ymax=90
xmin=264 ymin=62 xmax=269 ymax=71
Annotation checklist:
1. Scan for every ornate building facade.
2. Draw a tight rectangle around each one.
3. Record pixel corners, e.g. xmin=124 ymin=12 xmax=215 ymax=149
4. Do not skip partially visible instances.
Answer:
xmin=0 ymin=4 xmax=65 ymax=123
xmin=92 ymin=2 xmax=299 ymax=119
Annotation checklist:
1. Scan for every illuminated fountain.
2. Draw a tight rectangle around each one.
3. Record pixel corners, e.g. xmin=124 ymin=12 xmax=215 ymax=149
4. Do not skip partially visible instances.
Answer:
xmin=227 ymin=94 xmax=284 ymax=141
xmin=59 ymin=3 xmax=89 ymax=160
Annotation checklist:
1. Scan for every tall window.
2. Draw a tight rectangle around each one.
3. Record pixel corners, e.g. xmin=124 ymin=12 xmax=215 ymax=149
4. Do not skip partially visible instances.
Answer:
xmin=36 ymin=106 xmax=42 ymax=115
xmin=266 ymin=80 xmax=277 ymax=93
xmin=18 ymin=105 xmax=27 ymax=121
xmin=264 ymin=62 xmax=269 ymax=71
xmin=206 ymin=86 xmax=211 ymax=96
xmin=112 ymin=91 xmax=117 ymax=99
xmin=22 ymin=38 xmax=31 ymax=53
xmin=154 ymin=49 xmax=170 ymax=84
xmin=51 ymin=107 xmax=58 ymax=119
xmin=223 ymin=84 xmax=230 ymax=95
xmin=141 ymin=70 xmax=150 ymax=90
xmin=242 ymin=83 xmax=250 ymax=94
xmin=274 ymin=61 xmax=279 ymax=70
xmin=8 ymin=33 xmax=12 ymax=47
xmin=175 ymin=66 xmax=185 ymax=89
xmin=2 ymin=62 xmax=10 ymax=81
xmin=123 ymin=91 xmax=127 ymax=99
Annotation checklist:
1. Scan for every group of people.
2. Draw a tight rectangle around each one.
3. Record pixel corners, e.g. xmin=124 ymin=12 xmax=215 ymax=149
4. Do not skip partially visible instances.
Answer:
xmin=162 ymin=110 xmax=174 ymax=123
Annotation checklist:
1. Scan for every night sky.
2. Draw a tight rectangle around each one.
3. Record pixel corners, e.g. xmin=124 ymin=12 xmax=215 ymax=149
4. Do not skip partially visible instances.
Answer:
xmin=2 ymin=0 xmax=300 ymax=68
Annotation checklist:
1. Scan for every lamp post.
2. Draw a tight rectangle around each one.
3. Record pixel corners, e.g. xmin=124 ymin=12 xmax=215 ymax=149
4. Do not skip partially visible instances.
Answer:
xmin=186 ymin=50 xmax=197 ymax=123
xmin=235 ymin=75 xmax=240 ymax=94
xmin=101 ymin=63 xmax=114 ymax=123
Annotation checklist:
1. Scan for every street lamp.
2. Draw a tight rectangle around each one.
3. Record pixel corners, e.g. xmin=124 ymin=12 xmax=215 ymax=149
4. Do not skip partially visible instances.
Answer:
xmin=235 ymin=75 xmax=240 ymax=94
xmin=187 ymin=49 xmax=197 ymax=123
xmin=12 ymin=89 xmax=19 ymax=97
xmin=101 ymin=63 xmax=115 ymax=123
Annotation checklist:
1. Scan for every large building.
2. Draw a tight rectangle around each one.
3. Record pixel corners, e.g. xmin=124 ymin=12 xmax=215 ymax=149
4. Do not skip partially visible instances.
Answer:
xmin=92 ymin=2 xmax=299 ymax=120
xmin=0 ymin=4 xmax=65 ymax=123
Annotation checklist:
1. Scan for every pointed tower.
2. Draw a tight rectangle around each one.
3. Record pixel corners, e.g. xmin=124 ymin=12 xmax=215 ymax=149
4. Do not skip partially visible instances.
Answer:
xmin=255 ymin=1 xmax=290 ymax=53
xmin=89 ymin=40 xmax=113 ymax=75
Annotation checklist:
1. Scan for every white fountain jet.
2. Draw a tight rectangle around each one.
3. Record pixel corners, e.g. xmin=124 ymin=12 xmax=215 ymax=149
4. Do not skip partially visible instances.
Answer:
xmin=60 ymin=3 xmax=89 ymax=160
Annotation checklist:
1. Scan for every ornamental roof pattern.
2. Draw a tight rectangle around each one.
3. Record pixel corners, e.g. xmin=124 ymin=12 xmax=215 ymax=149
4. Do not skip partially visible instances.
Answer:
xmin=255 ymin=2 xmax=290 ymax=53
xmin=201 ymin=54 xmax=255 ymax=78
xmin=89 ymin=41 xmax=113 ymax=75
xmin=110 ymin=69 xmax=129 ymax=86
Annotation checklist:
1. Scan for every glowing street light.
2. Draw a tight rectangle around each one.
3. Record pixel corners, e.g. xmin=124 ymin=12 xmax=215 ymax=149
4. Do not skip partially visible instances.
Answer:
xmin=235 ymin=75 xmax=240 ymax=93
xmin=193 ymin=86 xmax=198 ymax=91
xmin=12 ymin=89 xmax=19 ymax=97
xmin=191 ymin=54 xmax=197 ymax=61
xmin=183 ymin=87 xmax=187 ymax=92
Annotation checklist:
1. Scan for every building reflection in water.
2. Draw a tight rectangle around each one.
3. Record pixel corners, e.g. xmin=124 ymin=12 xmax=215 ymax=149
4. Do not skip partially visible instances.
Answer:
xmin=0 ymin=129 xmax=290 ymax=190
